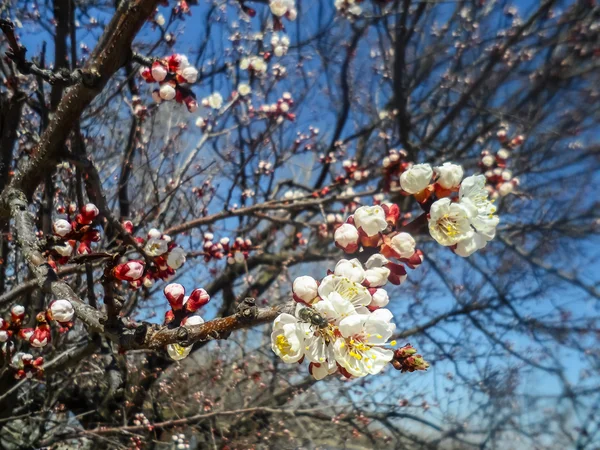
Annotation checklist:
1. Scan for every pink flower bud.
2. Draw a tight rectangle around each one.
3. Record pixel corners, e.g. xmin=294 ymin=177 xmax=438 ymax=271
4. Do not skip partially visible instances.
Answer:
xmin=181 ymin=66 xmax=198 ymax=84
xmin=164 ymin=283 xmax=185 ymax=310
xmin=77 ymin=241 xmax=92 ymax=255
xmin=151 ymin=61 xmax=168 ymax=82
xmin=147 ymin=228 xmax=162 ymax=239
xmin=182 ymin=315 xmax=204 ymax=326
xmin=334 ymin=223 xmax=360 ymax=253
xmin=369 ymin=288 xmax=389 ymax=309
xmin=11 ymin=305 xmax=25 ymax=321
xmin=30 ymin=325 xmax=51 ymax=348
xmin=113 ymin=260 xmax=145 ymax=282
xmin=159 ymin=83 xmax=176 ymax=101
xmin=81 ymin=203 xmax=99 ymax=222
xmin=390 ymin=232 xmax=416 ymax=259
xmin=140 ymin=67 xmax=154 ymax=82
xmin=49 ymin=299 xmax=75 ymax=323
xmin=292 ymin=276 xmax=318 ymax=304
xmin=382 ymin=203 xmax=400 ymax=226
xmin=185 ymin=288 xmax=210 ymax=312
xmin=53 ymin=219 xmax=72 ymax=237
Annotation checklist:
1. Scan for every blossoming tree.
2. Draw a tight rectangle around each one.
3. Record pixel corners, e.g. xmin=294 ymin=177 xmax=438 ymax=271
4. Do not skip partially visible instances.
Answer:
xmin=0 ymin=0 xmax=598 ymax=448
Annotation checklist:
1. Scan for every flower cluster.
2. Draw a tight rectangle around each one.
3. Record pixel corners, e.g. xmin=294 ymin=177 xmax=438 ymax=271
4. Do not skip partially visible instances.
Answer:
xmin=425 ymin=171 xmax=500 ymax=257
xmin=479 ymin=129 xmax=523 ymax=198
xmin=49 ymin=203 xmax=100 ymax=265
xmin=391 ymin=344 xmax=430 ymax=373
xmin=11 ymin=352 xmax=44 ymax=380
xmin=272 ymin=202 xmax=429 ymax=379
xmin=386 ymin=158 xmax=500 ymax=257
xmin=140 ymin=54 xmax=198 ymax=112
xmin=200 ymin=233 xmax=254 ymax=265
xmin=334 ymin=159 xmax=370 ymax=184
xmin=269 ymin=0 xmax=297 ymax=30
xmin=334 ymin=0 xmax=363 ymax=18
xmin=256 ymin=92 xmax=295 ymax=123
xmin=240 ymin=55 xmax=268 ymax=75
xmin=333 ymin=205 xmax=423 ymax=285
xmin=1 ymin=300 xmax=75 ymax=377
xmin=162 ymin=283 xmax=210 ymax=360
xmin=271 ymin=34 xmax=290 ymax=57
xmin=112 ymin=226 xmax=186 ymax=288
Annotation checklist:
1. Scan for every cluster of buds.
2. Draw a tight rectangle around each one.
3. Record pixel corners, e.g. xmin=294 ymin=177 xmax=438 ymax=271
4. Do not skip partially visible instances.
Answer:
xmin=256 ymin=160 xmax=273 ymax=175
xmin=172 ymin=434 xmax=190 ymax=450
xmin=225 ymin=237 xmax=253 ymax=265
xmin=240 ymin=55 xmax=268 ymax=75
xmin=480 ymin=149 xmax=519 ymax=197
xmin=318 ymin=213 xmax=344 ymax=240
xmin=131 ymin=95 xmax=148 ymax=119
xmin=319 ymin=151 xmax=337 ymax=164
xmin=50 ymin=203 xmax=101 ymax=265
xmin=0 ymin=300 xmax=75 ymax=379
xmin=382 ymin=148 xmax=409 ymax=192
xmin=272 ymin=62 xmax=287 ymax=78
xmin=163 ymin=283 xmax=209 ymax=360
xmin=199 ymin=233 xmax=254 ymax=265
xmin=256 ymin=92 xmax=295 ymax=123
xmin=112 ymin=226 xmax=186 ymax=288
xmin=391 ymin=344 xmax=430 ymax=373
xmin=271 ymin=34 xmax=290 ymax=57
xmin=11 ymin=352 xmax=44 ymax=380
xmin=334 ymin=0 xmax=363 ymax=18
xmin=133 ymin=413 xmax=153 ymax=430
xmin=201 ymin=92 xmax=223 ymax=110
xmin=192 ymin=179 xmax=216 ymax=202
xmin=479 ymin=129 xmax=523 ymax=197
xmin=1 ymin=301 xmax=74 ymax=375
xmin=140 ymin=54 xmax=198 ymax=112
xmin=269 ymin=0 xmax=297 ymax=30
xmin=334 ymin=205 xmax=423 ymax=286
xmin=335 ymin=159 xmax=370 ymax=184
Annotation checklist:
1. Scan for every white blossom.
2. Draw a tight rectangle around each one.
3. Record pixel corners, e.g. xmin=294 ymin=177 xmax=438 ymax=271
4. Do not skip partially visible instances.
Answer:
xmin=334 ymin=259 xmax=365 ymax=283
xmin=333 ymin=309 xmax=395 ymax=377
xmin=49 ymin=300 xmax=75 ymax=322
xmin=434 ymin=162 xmax=464 ymax=189
xmin=364 ymin=254 xmax=390 ymax=287
xmin=353 ymin=205 xmax=388 ymax=237
xmin=144 ymin=238 xmax=168 ymax=256
xmin=238 ymin=83 xmax=251 ymax=96
xmin=428 ymin=197 xmax=473 ymax=246
xmin=318 ymin=275 xmax=371 ymax=313
xmin=455 ymin=175 xmax=499 ymax=256
xmin=400 ymin=163 xmax=433 ymax=194
xmin=269 ymin=0 xmax=294 ymax=16
xmin=389 ymin=232 xmax=416 ymax=258
xmin=334 ymin=223 xmax=360 ymax=252
xmin=167 ymin=247 xmax=186 ymax=269
xmin=53 ymin=219 xmax=72 ymax=237
xmin=271 ymin=313 xmax=309 ymax=363
xmin=167 ymin=315 xmax=204 ymax=361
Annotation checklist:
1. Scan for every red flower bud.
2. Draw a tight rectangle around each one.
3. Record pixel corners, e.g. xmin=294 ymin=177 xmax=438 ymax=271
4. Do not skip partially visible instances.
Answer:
xmin=186 ymin=288 xmax=210 ymax=312
xmin=164 ymin=283 xmax=185 ymax=310
xmin=113 ymin=260 xmax=145 ymax=282
xmin=81 ymin=203 xmax=100 ymax=222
